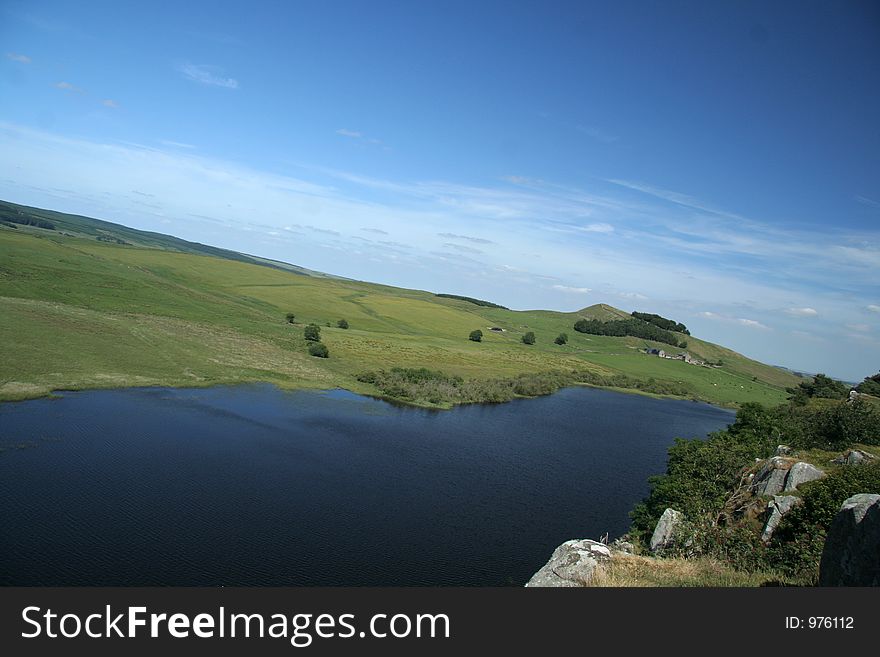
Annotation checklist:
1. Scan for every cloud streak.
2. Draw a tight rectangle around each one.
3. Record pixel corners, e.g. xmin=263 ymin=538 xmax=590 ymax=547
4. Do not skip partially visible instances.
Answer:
xmin=177 ymin=63 xmax=239 ymax=89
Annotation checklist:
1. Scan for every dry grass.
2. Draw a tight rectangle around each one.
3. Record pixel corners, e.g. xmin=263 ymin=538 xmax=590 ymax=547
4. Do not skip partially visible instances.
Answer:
xmin=588 ymin=553 xmax=782 ymax=587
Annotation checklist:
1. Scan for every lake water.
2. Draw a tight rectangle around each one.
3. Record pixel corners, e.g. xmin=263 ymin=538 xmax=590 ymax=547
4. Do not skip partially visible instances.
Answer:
xmin=0 ymin=384 xmax=734 ymax=586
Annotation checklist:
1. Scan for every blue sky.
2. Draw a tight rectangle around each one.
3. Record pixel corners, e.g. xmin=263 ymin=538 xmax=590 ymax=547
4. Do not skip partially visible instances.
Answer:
xmin=1 ymin=0 xmax=878 ymax=381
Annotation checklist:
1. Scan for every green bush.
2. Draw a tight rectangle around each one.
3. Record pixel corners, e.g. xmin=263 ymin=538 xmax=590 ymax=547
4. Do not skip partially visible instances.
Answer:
xmin=337 ymin=319 xmax=349 ymax=329
xmin=522 ymin=332 xmax=535 ymax=345
xmin=554 ymin=333 xmax=568 ymax=345
xmin=308 ymin=342 xmax=329 ymax=358
xmin=285 ymin=313 xmax=295 ymax=323
xmin=303 ymin=324 xmax=321 ymax=342
xmin=767 ymin=463 xmax=880 ymax=582
xmin=469 ymin=329 xmax=483 ymax=342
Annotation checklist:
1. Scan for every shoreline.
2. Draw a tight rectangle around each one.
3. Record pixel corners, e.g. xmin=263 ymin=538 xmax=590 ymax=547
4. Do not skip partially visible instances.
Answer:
xmin=0 ymin=376 xmax=743 ymax=412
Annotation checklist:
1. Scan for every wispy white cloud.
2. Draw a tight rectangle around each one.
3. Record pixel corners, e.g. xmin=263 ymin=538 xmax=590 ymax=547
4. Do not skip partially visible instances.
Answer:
xmin=576 ymin=125 xmax=618 ymax=144
xmin=102 ymin=99 xmax=119 ymax=109
xmin=160 ymin=139 xmax=196 ymax=149
xmin=55 ymin=81 xmax=84 ymax=93
xmin=868 ymin=305 xmax=880 ymax=313
xmin=738 ymin=318 xmax=770 ymax=330
xmin=616 ymin=291 xmax=648 ymax=300
xmin=335 ymin=128 xmax=386 ymax=149
xmin=846 ymin=323 xmax=871 ymax=332
xmin=443 ymin=242 xmax=483 ymax=255
xmin=785 ymin=307 xmax=818 ymax=317
xmin=698 ymin=311 xmax=769 ymax=330
xmin=6 ymin=53 xmax=31 ymax=64
xmin=438 ymin=232 xmax=494 ymax=244
xmin=177 ymin=63 xmax=238 ymax=89
xmin=552 ymin=284 xmax=592 ymax=294
xmin=577 ymin=223 xmax=614 ymax=234
xmin=855 ymin=195 xmax=880 ymax=209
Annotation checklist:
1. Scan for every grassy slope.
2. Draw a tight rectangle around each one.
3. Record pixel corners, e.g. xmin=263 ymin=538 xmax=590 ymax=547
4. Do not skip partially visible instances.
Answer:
xmin=0 ymin=217 xmax=799 ymax=406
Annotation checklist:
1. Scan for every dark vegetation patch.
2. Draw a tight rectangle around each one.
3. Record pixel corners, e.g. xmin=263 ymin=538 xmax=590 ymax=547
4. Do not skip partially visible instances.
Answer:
xmin=435 ymin=293 xmax=508 ymax=309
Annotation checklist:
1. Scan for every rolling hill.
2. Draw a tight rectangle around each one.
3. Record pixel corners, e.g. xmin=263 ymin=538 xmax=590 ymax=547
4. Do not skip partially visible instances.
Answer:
xmin=0 ymin=199 xmax=801 ymax=407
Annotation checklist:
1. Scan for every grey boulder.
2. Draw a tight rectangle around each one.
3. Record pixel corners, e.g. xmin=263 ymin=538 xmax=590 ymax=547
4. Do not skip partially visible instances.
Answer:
xmin=818 ymin=494 xmax=880 ymax=586
xmin=761 ymin=495 xmax=801 ymax=543
xmin=783 ymin=462 xmax=826 ymax=491
xmin=650 ymin=508 xmax=683 ymax=552
xmin=525 ymin=539 xmax=612 ymax=587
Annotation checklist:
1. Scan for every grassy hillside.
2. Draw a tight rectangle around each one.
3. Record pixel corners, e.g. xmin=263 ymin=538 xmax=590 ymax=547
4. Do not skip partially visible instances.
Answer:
xmin=0 ymin=202 xmax=800 ymax=407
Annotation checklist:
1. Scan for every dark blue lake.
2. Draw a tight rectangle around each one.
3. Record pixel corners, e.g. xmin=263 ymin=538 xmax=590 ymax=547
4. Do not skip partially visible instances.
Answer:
xmin=0 ymin=384 xmax=734 ymax=586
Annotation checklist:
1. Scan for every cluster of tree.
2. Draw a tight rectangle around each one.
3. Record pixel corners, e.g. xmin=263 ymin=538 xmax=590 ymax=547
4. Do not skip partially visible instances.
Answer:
xmin=855 ymin=372 xmax=880 ymax=396
xmin=629 ymin=398 xmax=880 ymax=583
xmin=0 ymin=213 xmax=56 ymax=230
xmin=308 ymin=342 xmax=329 ymax=358
xmin=522 ymin=331 xmax=535 ymax=345
xmin=469 ymin=329 xmax=483 ymax=342
xmin=786 ymin=372 xmax=848 ymax=405
xmin=554 ymin=333 xmax=568 ymax=345
xmin=357 ymin=366 xmax=698 ymax=407
xmin=435 ymin=293 xmax=508 ymax=309
xmin=573 ymin=318 xmax=686 ymax=348
xmin=631 ymin=311 xmax=690 ymax=335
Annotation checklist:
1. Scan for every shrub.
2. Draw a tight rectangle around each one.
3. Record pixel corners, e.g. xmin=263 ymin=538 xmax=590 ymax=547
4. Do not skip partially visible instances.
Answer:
xmin=285 ymin=313 xmax=295 ymax=323
xmin=303 ymin=324 xmax=321 ymax=342
xmin=308 ymin=342 xmax=329 ymax=358
xmin=469 ymin=329 xmax=483 ymax=342
xmin=337 ymin=319 xmax=349 ymax=329
xmin=522 ymin=332 xmax=535 ymax=345
xmin=767 ymin=462 xmax=880 ymax=582
xmin=554 ymin=333 xmax=568 ymax=345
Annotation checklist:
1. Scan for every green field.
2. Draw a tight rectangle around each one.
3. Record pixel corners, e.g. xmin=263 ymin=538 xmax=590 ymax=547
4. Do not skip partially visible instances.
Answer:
xmin=0 ymin=201 xmax=801 ymax=407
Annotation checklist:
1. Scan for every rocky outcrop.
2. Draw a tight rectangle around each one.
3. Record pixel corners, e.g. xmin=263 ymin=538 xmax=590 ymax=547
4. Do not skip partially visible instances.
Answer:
xmin=751 ymin=457 xmax=825 ymax=496
xmin=818 ymin=494 xmax=880 ymax=586
xmin=761 ymin=495 xmax=801 ymax=542
xmin=783 ymin=462 xmax=825 ymax=491
xmin=831 ymin=449 xmax=875 ymax=466
xmin=650 ymin=508 xmax=683 ymax=552
xmin=751 ymin=457 xmax=794 ymax=496
xmin=525 ymin=539 xmax=612 ymax=587
xmin=775 ymin=445 xmax=791 ymax=456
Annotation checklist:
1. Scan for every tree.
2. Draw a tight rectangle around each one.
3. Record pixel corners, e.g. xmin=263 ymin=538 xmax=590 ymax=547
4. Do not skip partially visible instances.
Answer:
xmin=308 ymin=342 xmax=329 ymax=358
xmin=337 ymin=319 xmax=349 ymax=329
xmin=787 ymin=373 xmax=848 ymax=405
xmin=304 ymin=324 xmax=321 ymax=342
xmin=679 ymin=340 xmax=688 ymax=349
xmin=554 ymin=333 xmax=568 ymax=345
xmin=469 ymin=329 xmax=483 ymax=342
xmin=285 ymin=313 xmax=295 ymax=324
xmin=522 ymin=331 xmax=535 ymax=345
xmin=856 ymin=372 xmax=880 ymax=396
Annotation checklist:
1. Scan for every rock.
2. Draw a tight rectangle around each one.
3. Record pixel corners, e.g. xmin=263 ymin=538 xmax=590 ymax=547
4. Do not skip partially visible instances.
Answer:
xmin=751 ymin=457 xmax=795 ymax=496
xmin=610 ymin=538 xmax=634 ymax=554
xmin=650 ymin=508 xmax=683 ymax=552
xmin=832 ymin=450 xmax=876 ymax=466
xmin=783 ymin=462 xmax=826 ymax=491
xmin=525 ymin=539 xmax=612 ymax=587
xmin=761 ymin=495 xmax=802 ymax=542
xmin=776 ymin=445 xmax=791 ymax=456
xmin=818 ymin=494 xmax=880 ymax=586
